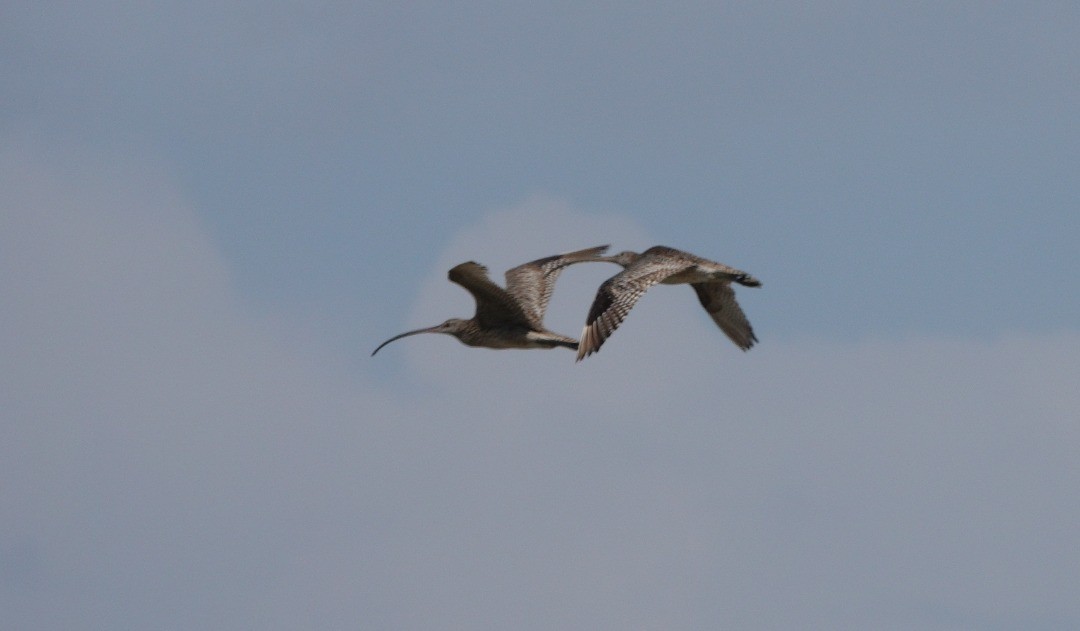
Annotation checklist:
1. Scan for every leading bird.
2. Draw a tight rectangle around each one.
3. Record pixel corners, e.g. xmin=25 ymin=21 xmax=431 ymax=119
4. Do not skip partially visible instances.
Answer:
xmin=577 ymin=245 xmax=762 ymax=361
xmin=373 ymin=245 xmax=610 ymax=356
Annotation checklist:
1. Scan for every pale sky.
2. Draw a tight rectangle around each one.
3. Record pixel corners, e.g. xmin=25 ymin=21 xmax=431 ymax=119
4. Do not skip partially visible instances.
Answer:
xmin=3 ymin=3 xmax=1079 ymax=629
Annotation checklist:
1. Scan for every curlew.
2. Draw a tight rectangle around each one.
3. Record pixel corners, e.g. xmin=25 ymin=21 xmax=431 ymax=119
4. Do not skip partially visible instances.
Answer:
xmin=577 ymin=245 xmax=762 ymax=361
xmin=372 ymin=245 xmax=610 ymax=356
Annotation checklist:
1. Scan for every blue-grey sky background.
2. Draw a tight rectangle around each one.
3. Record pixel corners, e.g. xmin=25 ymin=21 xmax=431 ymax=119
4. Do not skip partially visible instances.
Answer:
xmin=3 ymin=3 xmax=1079 ymax=629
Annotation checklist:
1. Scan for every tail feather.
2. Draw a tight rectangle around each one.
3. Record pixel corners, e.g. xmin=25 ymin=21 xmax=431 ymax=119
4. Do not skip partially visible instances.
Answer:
xmin=736 ymin=273 xmax=761 ymax=287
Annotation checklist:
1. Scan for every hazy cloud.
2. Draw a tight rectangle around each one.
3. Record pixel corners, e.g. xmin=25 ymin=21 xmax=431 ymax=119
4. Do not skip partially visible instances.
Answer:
xmin=3 ymin=144 xmax=1078 ymax=629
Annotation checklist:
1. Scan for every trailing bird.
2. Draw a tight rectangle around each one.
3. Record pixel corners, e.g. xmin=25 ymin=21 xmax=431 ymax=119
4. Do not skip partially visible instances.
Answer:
xmin=372 ymin=245 xmax=610 ymax=356
xmin=577 ymin=245 xmax=761 ymax=361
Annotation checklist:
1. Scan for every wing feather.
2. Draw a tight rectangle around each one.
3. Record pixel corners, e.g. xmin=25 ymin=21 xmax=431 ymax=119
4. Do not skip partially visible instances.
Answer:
xmin=576 ymin=255 xmax=689 ymax=361
xmin=447 ymin=262 xmax=532 ymax=328
xmin=691 ymin=282 xmax=758 ymax=351
xmin=504 ymin=245 xmax=609 ymax=326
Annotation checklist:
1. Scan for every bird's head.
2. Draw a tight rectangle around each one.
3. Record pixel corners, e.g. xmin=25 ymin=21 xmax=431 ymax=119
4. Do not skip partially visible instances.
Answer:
xmin=432 ymin=318 xmax=468 ymax=333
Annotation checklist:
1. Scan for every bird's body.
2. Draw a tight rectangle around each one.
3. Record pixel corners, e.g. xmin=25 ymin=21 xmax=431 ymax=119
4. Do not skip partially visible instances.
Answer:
xmin=578 ymin=246 xmax=761 ymax=361
xmin=372 ymin=246 xmax=609 ymax=356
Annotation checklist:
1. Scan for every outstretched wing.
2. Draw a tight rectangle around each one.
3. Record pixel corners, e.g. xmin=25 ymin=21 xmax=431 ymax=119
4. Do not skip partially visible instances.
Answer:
xmin=691 ymin=282 xmax=758 ymax=351
xmin=576 ymin=255 xmax=689 ymax=361
xmin=504 ymin=245 xmax=609 ymax=327
xmin=448 ymin=262 xmax=532 ymax=328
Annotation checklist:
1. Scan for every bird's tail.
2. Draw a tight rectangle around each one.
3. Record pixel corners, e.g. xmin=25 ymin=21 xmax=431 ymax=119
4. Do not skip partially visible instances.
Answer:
xmin=735 ymin=273 xmax=762 ymax=287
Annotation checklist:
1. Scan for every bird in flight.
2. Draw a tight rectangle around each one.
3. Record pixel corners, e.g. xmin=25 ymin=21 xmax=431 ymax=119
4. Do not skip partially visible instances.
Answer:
xmin=577 ymin=245 xmax=761 ymax=361
xmin=372 ymin=245 xmax=610 ymax=356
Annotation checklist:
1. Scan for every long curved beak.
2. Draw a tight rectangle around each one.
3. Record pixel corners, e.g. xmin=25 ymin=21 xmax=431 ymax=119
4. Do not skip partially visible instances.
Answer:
xmin=371 ymin=325 xmax=441 ymax=356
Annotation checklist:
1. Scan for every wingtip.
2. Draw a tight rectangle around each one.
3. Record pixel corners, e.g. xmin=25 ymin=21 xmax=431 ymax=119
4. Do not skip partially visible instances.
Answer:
xmin=737 ymin=332 xmax=759 ymax=352
xmin=570 ymin=244 xmax=612 ymax=261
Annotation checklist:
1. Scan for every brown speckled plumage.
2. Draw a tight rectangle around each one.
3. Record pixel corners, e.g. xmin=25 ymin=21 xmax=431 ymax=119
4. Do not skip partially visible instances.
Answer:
xmin=373 ymin=245 xmax=609 ymax=356
xmin=577 ymin=246 xmax=761 ymax=361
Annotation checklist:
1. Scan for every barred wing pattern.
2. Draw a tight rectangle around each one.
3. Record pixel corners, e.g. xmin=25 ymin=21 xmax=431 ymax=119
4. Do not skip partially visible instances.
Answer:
xmin=504 ymin=245 xmax=609 ymax=328
xmin=576 ymin=257 xmax=691 ymax=361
